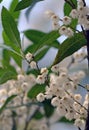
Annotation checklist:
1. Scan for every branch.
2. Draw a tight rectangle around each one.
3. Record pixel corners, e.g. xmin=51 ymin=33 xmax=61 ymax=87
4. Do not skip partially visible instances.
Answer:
xmin=24 ymin=107 xmax=40 ymax=130
xmin=82 ymin=0 xmax=86 ymax=6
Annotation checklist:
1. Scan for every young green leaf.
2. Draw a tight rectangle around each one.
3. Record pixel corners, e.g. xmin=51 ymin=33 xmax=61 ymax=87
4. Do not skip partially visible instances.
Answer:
xmin=53 ymin=33 xmax=87 ymax=65
xmin=1 ymin=7 xmax=21 ymax=47
xmin=0 ymin=95 xmax=17 ymax=114
xmin=28 ymin=84 xmax=45 ymax=99
xmin=15 ymin=0 xmax=44 ymax=11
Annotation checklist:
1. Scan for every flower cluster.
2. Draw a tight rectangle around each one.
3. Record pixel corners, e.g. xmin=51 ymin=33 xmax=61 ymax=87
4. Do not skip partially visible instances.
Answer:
xmin=46 ymin=0 xmax=89 ymax=37
xmin=25 ymin=52 xmax=37 ymax=69
xmin=36 ymin=64 xmax=88 ymax=130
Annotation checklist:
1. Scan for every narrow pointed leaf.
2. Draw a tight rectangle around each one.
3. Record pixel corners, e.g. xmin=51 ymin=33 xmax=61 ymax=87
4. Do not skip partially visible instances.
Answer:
xmin=9 ymin=0 xmax=20 ymax=20
xmin=24 ymin=29 xmax=46 ymax=43
xmin=33 ymin=30 xmax=60 ymax=53
xmin=15 ymin=0 xmax=44 ymax=11
xmin=34 ymin=47 xmax=50 ymax=61
xmin=24 ymin=29 xmax=59 ymax=49
xmin=53 ymin=33 xmax=87 ymax=65
xmin=0 ymin=95 xmax=17 ymax=114
xmin=1 ymin=7 xmax=21 ymax=47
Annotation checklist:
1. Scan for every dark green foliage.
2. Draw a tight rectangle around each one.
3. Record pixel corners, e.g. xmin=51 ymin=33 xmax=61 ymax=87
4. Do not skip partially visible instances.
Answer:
xmin=53 ymin=33 xmax=87 ymax=65
xmin=28 ymin=84 xmax=45 ymax=99
xmin=15 ymin=0 xmax=44 ymax=11
xmin=1 ymin=7 xmax=21 ymax=48
xmin=43 ymin=100 xmax=54 ymax=118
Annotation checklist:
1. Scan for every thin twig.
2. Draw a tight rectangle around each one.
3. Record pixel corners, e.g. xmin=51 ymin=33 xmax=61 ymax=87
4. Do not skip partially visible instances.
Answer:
xmin=6 ymin=102 xmax=42 ymax=109
xmin=24 ymin=107 xmax=40 ymax=130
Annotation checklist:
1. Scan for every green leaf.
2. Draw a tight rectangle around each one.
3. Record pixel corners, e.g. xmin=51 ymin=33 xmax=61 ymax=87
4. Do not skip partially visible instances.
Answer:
xmin=34 ymin=47 xmax=50 ymax=61
xmin=35 ymin=30 xmax=59 ymax=51
xmin=70 ymin=19 xmax=78 ymax=29
xmin=1 ymin=7 xmax=21 ymax=47
xmin=15 ymin=0 xmax=44 ymax=11
xmin=0 ymin=95 xmax=17 ymax=114
xmin=33 ymin=111 xmax=44 ymax=120
xmin=24 ymin=30 xmax=60 ymax=54
xmin=2 ymin=32 xmax=22 ymax=67
xmin=24 ymin=29 xmax=46 ymax=43
xmin=64 ymin=0 xmax=77 ymax=16
xmin=0 ymin=68 xmax=17 ymax=84
xmin=53 ymin=33 xmax=87 ymax=65
xmin=0 ymin=0 xmax=3 ymax=3
xmin=28 ymin=84 xmax=45 ymax=99
xmin=43 ymin=100 xmax=54 ymax=118
xmin=9 ymin=0 xmax=20 ymax=20
xmin=2 ymin=49 xmax=10 ymax=65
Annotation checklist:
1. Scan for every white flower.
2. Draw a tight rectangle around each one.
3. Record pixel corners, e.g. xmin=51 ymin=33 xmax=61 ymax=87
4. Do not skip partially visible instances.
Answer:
xmin=63 ymin=16 xmax=71 ymax=25
xmin=65 ymin=110 xmax=75 ymax=120
xmin=59 ymin=67 xmax=68 ymax=73
xmin=74 ymin=119 xmax=85 ymax=129
xmin=36 ymin=75 xmax=45 ymax=84
xmin=59 ymin=72 xmax=68 ymax=81
xmin=77 ymin=0 xmax=84 ymax=8
xmin=17 ymin=74 xmax=25 ymax=81
xmin=85 ymin=94 xmax=89 ymax=101
xmin=63 ymin=81 xmax=75 ymax=91
xmin=40 ymin=67 xmax=48 ymax=76
xmin=59 ymin=26 xmax=67 ymax=35
xmin=80 ymin=108 xmax=87 ymax=118
xmin=45 ymin=87 xmax=53 ymax=99
xmin=70 ymin=9 xmax=78 ymax=19
xmin=77 ymin=71 xmax=85 ymax=79
xmin=51 ymin=97 xmax=60 ymax=107
xmin=36 ymin=93 xmax=45 ymax=102
xmin=30 ymin=61 xmax=37 ymax=69
xmin=84 ymin=20 xmax=89 ymax=30
xmin=51 ymin=14 xmax=60 ymax=22
xmin=78 ymin=14 xmax=87 ymax=25
xmin=57 ymin=105 xmax=67 ymax=116
xmin=73 ymin=102 xmax=81 ymax=111
xmin=83 ymin=101 xmax=88 ymax=109
xmin=66 ymin=28 xmax=74 ymax=37
xmin=51 ymin=64 xmax=59 ymax=73
xmin=25 ymin=52 xmax=33 ymax=62
xmin=74 ymin=94 xmax=82 ymax=102
xmin=21 ymin=82 xmax=28 ymax=92
xmin=61 ymin=96 xmax=73 ymax=109
xmin=45 ymin=10 xmax=55 ymax=18
xmin=52 ymin=22 xmax=60 ymax=30
xmin=0 ymin=89 xmax=7 ymax=97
